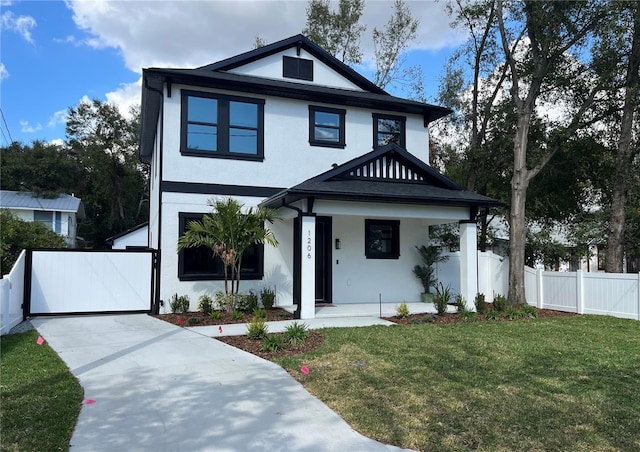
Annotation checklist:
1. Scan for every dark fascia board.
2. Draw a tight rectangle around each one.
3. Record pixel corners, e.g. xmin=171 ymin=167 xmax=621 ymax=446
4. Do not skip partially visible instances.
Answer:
xmin=198 ymin=34 xmax=388 ymax=95
xmin=105 ymin=222 xmax=149 ymax=245
xmin=140 ymin=71 xmax=164 ymax=163
xmin=143 ymin=68 xmax=451 ymax=120
xmin=297 ymin=143 xmax=463 ymax=190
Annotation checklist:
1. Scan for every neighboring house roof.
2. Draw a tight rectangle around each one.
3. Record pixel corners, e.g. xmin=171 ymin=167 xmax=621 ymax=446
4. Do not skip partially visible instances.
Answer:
xmin=0 ymin=190 xmax=85 ymax=218
xmin=140 ymin=34 xmax=452 ymax=164
xmin=105 ymin=222 xmax=149 ymax=245
xmin=260 ymin=144 xmax=502 ymax=209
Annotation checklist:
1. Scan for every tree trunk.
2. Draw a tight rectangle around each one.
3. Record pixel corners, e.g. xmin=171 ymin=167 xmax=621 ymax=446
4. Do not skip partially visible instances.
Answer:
xmin=605 ymin=3 xmax=640 ymax=273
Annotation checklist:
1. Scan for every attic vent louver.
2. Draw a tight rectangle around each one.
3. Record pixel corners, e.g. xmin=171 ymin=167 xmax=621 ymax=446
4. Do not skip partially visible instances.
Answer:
xmin=283 ymin=56 xmax=313 ymax=81
xmin=345 ymin=155 xmax=425 ymax=182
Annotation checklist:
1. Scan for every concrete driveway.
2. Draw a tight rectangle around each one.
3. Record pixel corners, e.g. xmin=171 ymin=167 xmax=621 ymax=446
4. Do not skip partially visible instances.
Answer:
xmin=31 ymin=314 xmax=409 ymax=452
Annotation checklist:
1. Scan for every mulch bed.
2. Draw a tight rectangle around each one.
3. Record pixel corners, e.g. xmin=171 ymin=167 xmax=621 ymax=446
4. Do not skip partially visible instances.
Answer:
xmin=152 ymin=305 xmax=575 ymax=359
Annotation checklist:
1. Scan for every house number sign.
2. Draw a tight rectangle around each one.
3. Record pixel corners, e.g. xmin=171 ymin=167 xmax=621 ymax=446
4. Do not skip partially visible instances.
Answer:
xmin=307 ymin=230 xmax=312 ymax=259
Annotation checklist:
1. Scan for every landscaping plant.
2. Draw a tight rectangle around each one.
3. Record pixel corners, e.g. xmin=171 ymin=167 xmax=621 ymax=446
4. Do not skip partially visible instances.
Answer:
xmin=170 ymin=293 xmax=190 ymax=314
xmin=284 ymin=321 xmax=309 ymax=345
xmin=261 ymin=333 xmax=286 ymax=352
xmin=454 ymin=294 xmax=467 ymax=313
xmin=198 ymin=294 xmax=214 ymax=316
xmin=412 ymin=245 xmax=449 ymax=295
xmin=433 ymin=282 xmax=452 ymax=315
xmin=395 ymin=302 xmax=410 ymax=319
xmin=231 ymin=310 xmax=244 ymax=320
xmin=474 ymin=293 xmax=486 ymax=314
xmin=260 ymin=287 xmax=276 ymax=309
xmin=246 ymin=317 xmax=269 ymax=340
xmin=493 ymin=294 xmax=507 ymax=312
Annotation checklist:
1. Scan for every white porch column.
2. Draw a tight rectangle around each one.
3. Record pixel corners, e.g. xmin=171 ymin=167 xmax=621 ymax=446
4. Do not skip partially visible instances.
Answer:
xmin=300 ymin=215 xmax=316 ymax=319
xmin=459 ymin=220 xmax=478 ymax=311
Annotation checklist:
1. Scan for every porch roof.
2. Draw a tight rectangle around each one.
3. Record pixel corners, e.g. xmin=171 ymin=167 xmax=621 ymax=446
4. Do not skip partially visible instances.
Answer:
xmin=260 ymin=144 xmax=502 ymax=210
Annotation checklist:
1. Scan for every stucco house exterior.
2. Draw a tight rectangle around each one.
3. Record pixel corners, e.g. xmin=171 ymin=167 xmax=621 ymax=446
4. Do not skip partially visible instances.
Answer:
xmin=0 ymin=190 xmax=85 ymax=247
xmin=139 ymin=34 xmax=500 ymax=319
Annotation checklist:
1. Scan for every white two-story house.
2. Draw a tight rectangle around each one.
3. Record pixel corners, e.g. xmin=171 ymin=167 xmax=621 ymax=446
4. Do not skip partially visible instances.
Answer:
xmin=140 ymin=34 xmax=499 ymax=318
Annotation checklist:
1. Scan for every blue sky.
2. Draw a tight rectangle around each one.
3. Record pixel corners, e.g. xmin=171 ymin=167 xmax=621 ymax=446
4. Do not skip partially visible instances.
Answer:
xmin=1 ymin=0 xmax=465 ymax=146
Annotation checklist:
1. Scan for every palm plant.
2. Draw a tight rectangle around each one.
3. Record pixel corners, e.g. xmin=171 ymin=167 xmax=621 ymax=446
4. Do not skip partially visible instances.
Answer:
xmin=412 ymin=245 xmax=449 ymax=295
xmin=177 ymin=197 xmax=280 ymax=295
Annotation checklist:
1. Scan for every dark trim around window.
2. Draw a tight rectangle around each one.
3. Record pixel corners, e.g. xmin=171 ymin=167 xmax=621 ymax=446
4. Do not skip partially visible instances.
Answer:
xmin=373 ymin=113 xmax=406 ymax=149
xmin=178 ymin=212 xmax=264 ymax=281
xmin=180 ymin=90 xmax=265 ymax=161
xmin=365 ymin=219 xmax=400 ymax=259
xmin=309 ymin=105 xmax=346 ymax=148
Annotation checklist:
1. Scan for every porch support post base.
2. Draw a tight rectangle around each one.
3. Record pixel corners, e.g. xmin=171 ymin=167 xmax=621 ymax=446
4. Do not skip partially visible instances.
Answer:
xmin=459 ymin=220 xmax=478 ymax=311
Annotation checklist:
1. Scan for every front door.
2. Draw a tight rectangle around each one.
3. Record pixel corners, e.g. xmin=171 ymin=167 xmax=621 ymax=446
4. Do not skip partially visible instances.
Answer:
xmin=315 ymin=216 xmax=332 ymax=303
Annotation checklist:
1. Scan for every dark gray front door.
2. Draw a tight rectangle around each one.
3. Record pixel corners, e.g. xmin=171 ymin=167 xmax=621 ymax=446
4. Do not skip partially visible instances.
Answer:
xmin=315 ymin=217 xmax=332 ymax=303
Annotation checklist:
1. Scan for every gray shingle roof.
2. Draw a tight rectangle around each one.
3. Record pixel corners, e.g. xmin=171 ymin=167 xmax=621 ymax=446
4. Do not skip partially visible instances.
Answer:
xmin=0 ymin=190 xmax=85 ymax=216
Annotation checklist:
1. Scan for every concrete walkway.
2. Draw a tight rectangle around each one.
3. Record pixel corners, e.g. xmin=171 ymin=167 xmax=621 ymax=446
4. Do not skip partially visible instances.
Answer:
xmin=31 ymin=314 xmax=411 ymax=452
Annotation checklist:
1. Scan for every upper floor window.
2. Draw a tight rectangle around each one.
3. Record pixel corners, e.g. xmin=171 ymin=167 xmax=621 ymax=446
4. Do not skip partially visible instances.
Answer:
xmin=373 ymin=113 xmax=406 ymax=148
xmin=181 ymin=90 xmax=264 ymax=160
xmin=283 ymin=56 xmax=313 ymax=81
xmin=178 ymin=212 xmax=264 ymax=281
xmin=309 ymin=106 xmax=346 ymax=148
xmin=365 ymin=219 xmax=400 ymax=259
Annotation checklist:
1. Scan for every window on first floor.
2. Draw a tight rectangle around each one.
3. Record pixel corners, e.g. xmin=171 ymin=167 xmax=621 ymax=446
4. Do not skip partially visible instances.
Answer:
xmin=181 ymin=90 xmax=265 ymax=160
xmin=309 ymin=105 xmax=346 ymax=148
xmin=34 ymin=210 xmax=53 ymax=230
xmin=178 ymin=213 xmax=264 ymax=281
xmin=365 ymin=219 xmax=400 ymax=259
xmin=373 ymin=113 xmax=406 ymax=149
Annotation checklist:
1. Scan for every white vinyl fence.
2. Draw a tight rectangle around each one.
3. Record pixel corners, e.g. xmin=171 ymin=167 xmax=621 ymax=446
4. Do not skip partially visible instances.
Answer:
xmin=437 ymin=251 xmax=640 ymax=320
xmin=1 ymin=250 xmax=26 ymax=335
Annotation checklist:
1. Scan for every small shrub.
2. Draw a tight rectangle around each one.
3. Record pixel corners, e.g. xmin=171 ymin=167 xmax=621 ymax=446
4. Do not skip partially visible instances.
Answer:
xmin=231 ymin=310 xmax=244 ymax=320
xmin=198 ymin=295 xmax=214 ymax=316
xmin=474 ymin=293 xmax=486 ymax=314
xmin=253 ymin=308 xmax=267 ymax=319
xmin=396 ymin=302 xmax=410 ymax=318
xmin=493 ymin=294 xmax=507 ymax=312
xmin=423 ymin=314 xmax=435 ymax=323
xmin=261 ymin=334 xmax=285 ymax=352
xmin=460 ymin=310 xmax=477 ymax=322
xmin=169 ymin=293 xmax=190 ymax=314
xmin=215 ymin=291 xmax=238 ymax=313
xmin=434 ymin=283 xmax=452 ymax=316
xmin=278 ymin=311 xmax=293 ymax=319
xmin=187 ymin=317 xmax=201 ymax=325
xmin=410 ymin=318 xmax=422 ymax=325
xmin=260 ymin=287 xmax=276 ymax=309
xmin=246 ymin=317 xmax=269 ymax=340
xmin=454 ymin=294 xmax=467 ymax=313
xmin=284 ymin=321 xmax=309 ymax=345
xmin=519 ymin=304 xmax=539 ymax=318
xmin=504 ymin=307 xmax=522 ymax=320
xmin=485 ymin=310 xmax=501 ymax=320
xmin=244 ymin=291 xmax=260 ymax=312
xmin=210 ymin=311 xmax=222 ymax=320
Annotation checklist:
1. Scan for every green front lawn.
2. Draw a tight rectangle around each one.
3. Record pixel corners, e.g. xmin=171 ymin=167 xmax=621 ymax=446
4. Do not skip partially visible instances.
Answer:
xmin=1 ymin=330 xmax=83 ymax=451
xmin=275 ymin=315 xmax=640 ymax=451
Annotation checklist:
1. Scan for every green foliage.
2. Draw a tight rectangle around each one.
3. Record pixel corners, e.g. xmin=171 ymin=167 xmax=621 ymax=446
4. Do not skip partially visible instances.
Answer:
xmin=460 ymin=310 xmax=478 ymax=322
xmin=423 ymin=314 xmax=435 ymax=323
xmin=412 ymin=245 xmax=449 ymax=294
xmin=396 ymin=302 xmax=410 ymax=318
xmin=198 ymin=294 xmax=214 ymax=315
xmin=253 ymin=308 xmax=267 ymax=319
xmin=284 ymin=321 xmax=310 ymax=345
xmin=493 ymin=294 xmax=507 ymax=312
xmin=246 ymin=317 xmax=269 ymax=340
xmin=504 ymin=307 xmax=522 ymax=320
xmin=410 ymin=318 xmax=422 ymax=325
xmin=0 ymin=210 xmax=66 ymax=274
xmin=169 ymin=293 xmax=190 ymax=314
xmin=237 ymin=291 xmax=259 ymax=312
xmin=278 ymin=311 xmax=293 ymax=320
xmin=434 ymin=283 xmax=452 ymax=316
xmin=177 ymin=198 xmax=280 ymax=295
xmin=209 ymin=311 xmax=222 ymax=320
xmin=260 ymin=287 xmax=276 ymax=309
xmin=187 ymin=317 xmax=201 ymax=325
xmin=454 ymin=294 xmax=467 ymax=313
xmin=261 ymin=334 xmax=286 ymax=352
xmin=484 ymin=310 xmax=502 ymax=321
xmin=518 ymin=304 xmax=539 ymax=318
xmin=215 ymin=291 xmax=238 ymax=313
xmin=474 ymin=293 xmax=487 ymax=314
xmin=231 ymin=310 xmax=244 ymax=321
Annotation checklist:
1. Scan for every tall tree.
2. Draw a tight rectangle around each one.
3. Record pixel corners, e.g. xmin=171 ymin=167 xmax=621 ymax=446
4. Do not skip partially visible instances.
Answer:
xmin=496 ymin=0 xmax=608 ymax=304
xmin=303 ymin=0 xmax=366 ymax=65
xmin=601 ymin=2 xmax=640 ymax=272
xmin=66 ymin=99 xmax=148 ymax=246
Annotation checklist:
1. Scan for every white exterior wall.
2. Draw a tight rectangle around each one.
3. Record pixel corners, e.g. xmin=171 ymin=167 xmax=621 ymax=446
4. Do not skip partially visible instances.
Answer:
xmin=160 ymin=85 xmax=429 ymax=188
xmin=228 ymin=48 xmax=364 ymax=91
xmin=7 ymin=208 xmax=77 ymax=245
xmin=0 ymin=250 xmax=26 ymax=335
xmin=148 ymin=111 xmax=163 ymax=250
xmin=112 ymin=227 xmax=149 ymax=249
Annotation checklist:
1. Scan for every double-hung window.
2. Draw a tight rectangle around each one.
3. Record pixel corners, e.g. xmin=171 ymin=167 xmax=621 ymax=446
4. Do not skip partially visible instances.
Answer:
xmin=178 ymin=213 xmax=264 ymax=281
xmin=181 ymin=90 xmax=264 ymax=160
xmin=309 ymin=106 xmax=346 ymax=148
xmin=365 ymin=219 xmax=400 ymax=259
xmin=373 ymin=113 xmax=406 ymax=148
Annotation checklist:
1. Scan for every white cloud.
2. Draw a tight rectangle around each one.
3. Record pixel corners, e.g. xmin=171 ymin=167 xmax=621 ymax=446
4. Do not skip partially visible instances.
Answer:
xmin=0 ymin=62 xmax=8 ymax=80
xmin=47 ymin=109 xmax=68 ymax=128
xmin=105 ymin=78 xmax=142 ymax=118
xmin=65 ymin=0 xmax=465 ymax=73
xmin=1 ymin=10 xmax=37 ymax=43
xmin=48 ymin=138 xmax=65 ymax=147
xmin=20 ymin=120 xmax=42 ymax=133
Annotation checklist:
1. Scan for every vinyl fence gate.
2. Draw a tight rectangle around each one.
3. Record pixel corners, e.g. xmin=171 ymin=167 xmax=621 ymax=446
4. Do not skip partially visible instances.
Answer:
xmin=24 ymin=249 xmax=158 ymax=317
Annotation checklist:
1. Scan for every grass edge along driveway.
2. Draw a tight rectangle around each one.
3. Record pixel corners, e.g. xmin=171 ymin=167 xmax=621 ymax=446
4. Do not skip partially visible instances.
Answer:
xmin=1 ymin=330 xmax=82 ymax=452
xmin=275 ymin=315 xmax=640 ymax=451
